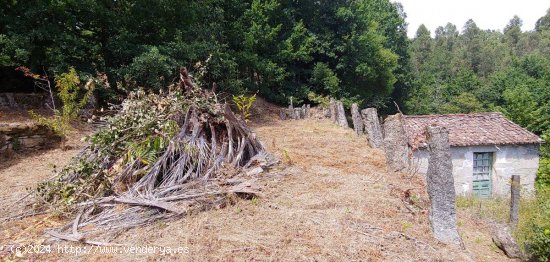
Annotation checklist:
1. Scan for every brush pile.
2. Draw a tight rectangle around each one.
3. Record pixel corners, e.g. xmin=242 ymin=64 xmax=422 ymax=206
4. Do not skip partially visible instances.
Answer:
xmin=35 ymin=68 xmax=274 ymax=244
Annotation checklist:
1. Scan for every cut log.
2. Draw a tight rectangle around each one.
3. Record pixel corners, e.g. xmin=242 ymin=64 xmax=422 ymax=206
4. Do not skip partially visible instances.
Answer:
xmin=6 ymin=93 xmax=17 ymax=107
xmin=351 ymin=103 xmax=363 ymax=135
xmin=382 ymin=113 xmax=409 ymax=172
xmin=362 ymin=108 xmax=384 ymax=148
xmin=335 ymin=101 xmax=349 ymax=128
xmin=426 ymin=125 xmax=462 ymax=245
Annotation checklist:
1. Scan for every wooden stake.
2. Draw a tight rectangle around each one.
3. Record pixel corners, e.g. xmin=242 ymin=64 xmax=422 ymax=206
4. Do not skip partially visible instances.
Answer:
xmin=510 ymin=175 xmax=520 ymax=228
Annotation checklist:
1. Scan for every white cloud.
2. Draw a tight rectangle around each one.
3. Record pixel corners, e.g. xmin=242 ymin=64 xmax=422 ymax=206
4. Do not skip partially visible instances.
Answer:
xmin=392 ymin=0 xmax=550 ymax=37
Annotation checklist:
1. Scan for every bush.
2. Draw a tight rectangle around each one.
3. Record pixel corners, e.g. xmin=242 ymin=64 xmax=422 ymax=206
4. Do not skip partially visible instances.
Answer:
xmin=124 ymin=46 xmax=175 ymax=91
xmin=515 ymin=188 xmax=550 ymax=261
xmin=29 ymin=68 xmax=92 ymax=149
xmin=536 ymin=133 xmax=550 ymax=188
xmin=538 ymin=157 xmax=550 ymax=188
xmin=232 ymin=93 xmax=256 ymax=122
xmin=456 ymin=189 xmax=550 ymax=261
xmin=307 ymin=91 xmax=330 ymax=108
xmin=525 ymin=225 xmax=550 ymax=261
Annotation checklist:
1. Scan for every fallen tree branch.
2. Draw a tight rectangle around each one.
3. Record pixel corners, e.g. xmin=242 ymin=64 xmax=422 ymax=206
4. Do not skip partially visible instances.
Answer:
xmin=38 ymin=67 xmax=274 ymax=244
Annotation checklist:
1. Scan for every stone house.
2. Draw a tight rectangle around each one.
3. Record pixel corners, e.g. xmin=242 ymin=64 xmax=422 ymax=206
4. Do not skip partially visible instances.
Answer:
xmin=402 ymin=112 xmax=543 ymax=197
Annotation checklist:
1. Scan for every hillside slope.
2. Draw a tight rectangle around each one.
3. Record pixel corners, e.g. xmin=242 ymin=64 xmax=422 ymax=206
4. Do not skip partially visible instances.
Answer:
xmin=0 ymin=104 xmax=513 ymax=261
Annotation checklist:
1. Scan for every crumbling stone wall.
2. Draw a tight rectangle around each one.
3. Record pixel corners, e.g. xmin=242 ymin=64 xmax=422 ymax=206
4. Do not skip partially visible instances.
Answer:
xmin=0 ymin=93 xmax=50 ymax=108
xmin=0 ymin=123 xmax=60 ymax=153
xmin=279 ymin=104 xmax=311 ymax=120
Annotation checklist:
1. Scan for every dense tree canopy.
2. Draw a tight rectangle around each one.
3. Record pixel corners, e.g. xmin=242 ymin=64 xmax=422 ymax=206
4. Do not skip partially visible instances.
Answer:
xmin=0 ymin=0 xmax=410 ymax=106
xmin=406 ymin=9 xmax=550 ymax=191
xmin=1 ymin=1 xmax=549 ymax=153
xmin=406 ymin=10 xmax=550 ymax=138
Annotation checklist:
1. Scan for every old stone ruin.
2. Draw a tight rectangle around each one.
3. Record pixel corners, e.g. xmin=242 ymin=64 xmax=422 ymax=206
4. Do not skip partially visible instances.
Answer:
xmin=0 ymin=93 xmax=51 ymax=109
xmin=279 ymin=102 xmax=311 ymax=120
xmin=0 ymin=123 xmax=60 ymax=154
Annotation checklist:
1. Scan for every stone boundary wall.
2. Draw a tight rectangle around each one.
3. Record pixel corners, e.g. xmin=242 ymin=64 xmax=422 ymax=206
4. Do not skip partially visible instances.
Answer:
xmin=0 ymin=123 xmax=60 ymax=153
xmin=0 ymin=93 xmax=51 ymax=108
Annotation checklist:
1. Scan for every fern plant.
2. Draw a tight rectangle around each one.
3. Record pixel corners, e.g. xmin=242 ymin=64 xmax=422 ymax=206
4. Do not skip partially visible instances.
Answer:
xmin=232 ymin=93 xmax=256 ymax=122
xmin=126 ymin=136 xmax=168 ymax=165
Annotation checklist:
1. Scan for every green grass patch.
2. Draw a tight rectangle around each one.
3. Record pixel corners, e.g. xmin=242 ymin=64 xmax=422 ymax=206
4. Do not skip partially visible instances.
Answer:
xmin=456 ymin=189 xmax=550 ymax=261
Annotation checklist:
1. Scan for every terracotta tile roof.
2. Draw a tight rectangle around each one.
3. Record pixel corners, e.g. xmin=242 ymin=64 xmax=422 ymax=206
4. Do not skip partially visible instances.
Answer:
xmin=402 ymin=112 xmax=543 ymax=148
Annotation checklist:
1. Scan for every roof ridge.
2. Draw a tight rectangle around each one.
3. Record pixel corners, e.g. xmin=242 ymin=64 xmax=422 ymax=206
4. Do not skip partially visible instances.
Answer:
xmin=403 ymin=112 xmax=503 ymax=118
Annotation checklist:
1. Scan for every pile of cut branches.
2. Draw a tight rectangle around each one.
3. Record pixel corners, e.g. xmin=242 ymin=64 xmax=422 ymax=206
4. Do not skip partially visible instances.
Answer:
xmin=34 ymin=68 xmax=274 ymax=244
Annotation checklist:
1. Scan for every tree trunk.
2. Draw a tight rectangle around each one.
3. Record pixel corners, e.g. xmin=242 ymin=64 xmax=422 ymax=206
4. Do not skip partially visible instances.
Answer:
xmin=351 ymin=103 xmax=363 ymax=135
xmin=509 ymin=175 xmax=520 ymax=228
xmin=382 ymin=113 xmax=409 ymax=172
xmin=426 ymin=125 xmax=462 ymax=245
xmin=335 ymin=101 xmax=348 ymax=128
xmin=362 ymin=108 xmax=384 ymax=148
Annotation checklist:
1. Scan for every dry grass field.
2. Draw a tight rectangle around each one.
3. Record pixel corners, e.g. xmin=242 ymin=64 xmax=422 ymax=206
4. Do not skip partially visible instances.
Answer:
xmin=0 ymin=104 xmax=516 ymax=261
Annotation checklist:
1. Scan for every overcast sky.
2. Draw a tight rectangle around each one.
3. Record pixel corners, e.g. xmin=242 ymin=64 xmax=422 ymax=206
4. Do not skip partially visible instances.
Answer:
xmin=392 ymin=0 xmax=550 ymax=38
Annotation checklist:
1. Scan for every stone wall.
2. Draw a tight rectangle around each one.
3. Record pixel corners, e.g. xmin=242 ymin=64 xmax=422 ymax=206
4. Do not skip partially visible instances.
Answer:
xmin=0 ymin=93 xmax=50 ymax=108
xmin=0 ymin=123 xmax=60 ymax=153
xmin=412 ymin=144 xmax=539 ymax=196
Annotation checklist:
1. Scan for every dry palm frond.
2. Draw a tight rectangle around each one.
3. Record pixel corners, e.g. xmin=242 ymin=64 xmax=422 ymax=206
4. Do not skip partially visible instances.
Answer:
xmin=34 ymin=67 xmax=275 ymax=243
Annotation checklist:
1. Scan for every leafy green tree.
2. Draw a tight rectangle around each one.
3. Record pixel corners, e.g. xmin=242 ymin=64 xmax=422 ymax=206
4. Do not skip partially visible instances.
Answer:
xmin=495 ymin=85 xmax=544 ymax=134
xmin=441 ymin=92 xmax=483 ymax=113
xmin=124 ymin=46 xmax=175 ymax=91
xmin=1 ymin=0 xmax=410 ymax=109
xmin=460 ymin=19 xmax=483 ymax=73
xmin=411 ymin=25 xmax=433 ymax=71
xmin=310 ymin=62 xmax=340 ymax=96
xmin=504 ymin=15 xmax=523 ymax=53
xmin=29 ymin=68 xmax=92 ymax=150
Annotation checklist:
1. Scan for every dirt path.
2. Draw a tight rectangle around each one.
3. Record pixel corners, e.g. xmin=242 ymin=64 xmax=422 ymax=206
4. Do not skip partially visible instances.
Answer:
xmin=0 ymin=117 xmax=511 ymax=261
